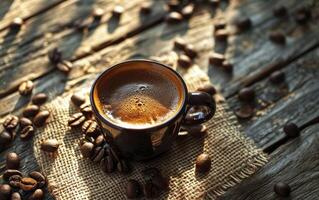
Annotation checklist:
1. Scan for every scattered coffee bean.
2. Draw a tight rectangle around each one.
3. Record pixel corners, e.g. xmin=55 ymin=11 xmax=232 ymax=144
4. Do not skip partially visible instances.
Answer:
xmin=33 ymin=110 xmax=50 ymax=127
xmin=20 ymin=125 xmax=35 ymax=140
xmin=235 ymin=17 xmax=252 ymax=32
xmin=238 ymin=87 xmax=255 ymax=102
xmin=222 ymin=60 xmax=233 ymax=72
xmin=140 ymin=2 xmax=152 ymax=14
xmin=184 ymin=125 xmax=207 ymax=138
xmin=11 ymin=17 xmax=24 ymax=29
xmin=166 ymin=12 xmax=183 ymax=23
xmin=32 ymin=93 xmax=48 ymax=105
xmin=117 ymin=159 xmax=130 ymax=173
xmin=11 ymin=192 xmax=22 ymax=200
xmin=283 ymin=122 xmax=300 ymax=138
xmin=56 ymin=60 xmax=72 ymax=73
xmin=9 ymin=175 xmax=22 ymax=188
xmin=214 ymin=29 xmax=228 ymax=41
xmin=29 ymin=171 xmax=47 ymax=188
xmin=214 ymin=20 xmax=226 ymax=31
xmin=0 ymin=131 xmax=13 ymax=146
xmin=71 ymin=93 xmax=86 ymax=107
xmin=184 ymin=44 xmax=197 ymax=59
xmin=92 ymin=8 xmax=104 ymax=19
xmin=0 ymin=184 xmax=12 ymax=199
xmin=209 ymin=0 xmax=220 ymax=7
xmin=80 ymin=103 xmax=93 ymax=117
xmin=112 ymin=6 xmax=124 ymax=17
xmin=235 ymin=105 xmax=254 ymax=119
xmin=23 ymin=105 xmax=40 ymax=118
xmin=48 ymin=48 xmax=62 ymax=64
xmin=3 ymin=169 xmax=23 ymax=180
xmin=273 ymin=6 xmax=287 ymax=17
xmin=274 ymin=182 xmax=291 ymax=197
xmin=3 ymin=115 xmax=19 ymax=131
xmin=92 ymin=147 xmax=105 ymax=163
xmin=20 ymin=117 xmax=33 ymax=128
xmin=94 ymin=134 xmax=105 ymax=146
xmin=197 ymin=84 xmax=216 ymax=95
xmin=80 ymin=142 xmax=94 ymax=158
xmin=143 ymin=182 xmax=159 ymax=198
xmin=6 ymin=152 xmax=20 ymax=169
xmin=209 ymin=52 xmax=225 ymax=66
xmin=269 ymin=70 xmax=285 ymax=84
xmin=40 ymin=139 xmax=60 ymax=153
xmin=195 ymin=153 xmax=211 ymax=173
xmin=68 ymin=113 xmax=86 ymax=127
xmin=19 ymin=80 xmax=34 ymax=96
xmin=178 ymin=54 xmax=192 ymax=68
xmin=29 ymin=189 xmax=44 ymax=200
xmin=294 ymin=7 xmax=311 ymax=24
xmin=100 ymin=155 xmax=115 ymax=173
xmin=19 ymin=177 xmax=37 ymax=191
xmin=126 ymin=179 xmax=142 ymax=199
xmin=174 ymin=37 xmax=187 ymax=50
xmin=82 ymin=120 xmax=100 ymax=137
xmin=181 ymin=4 xmax=195 ymax=18
xmin=269 ymin=31 xmax=285 ymax=44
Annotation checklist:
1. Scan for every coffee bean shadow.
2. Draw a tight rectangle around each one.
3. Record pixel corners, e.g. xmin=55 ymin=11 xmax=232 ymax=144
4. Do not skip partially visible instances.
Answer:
xmin=107 ymin=15 xmax=120 ymax=33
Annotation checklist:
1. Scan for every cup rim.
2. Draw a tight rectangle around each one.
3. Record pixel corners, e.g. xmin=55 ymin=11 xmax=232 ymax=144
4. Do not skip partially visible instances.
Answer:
xmin=90 ymin=59 xmax=188 ymax=132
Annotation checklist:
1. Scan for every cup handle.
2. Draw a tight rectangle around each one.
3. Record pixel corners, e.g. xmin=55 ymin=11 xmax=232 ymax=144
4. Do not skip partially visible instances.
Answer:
xmin=182 ymin=92 xmax=216 ymax=125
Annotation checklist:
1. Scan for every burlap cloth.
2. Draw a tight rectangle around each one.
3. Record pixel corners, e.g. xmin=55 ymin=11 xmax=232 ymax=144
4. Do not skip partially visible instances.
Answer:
xmin=33 ymin=56 xmax=268 ymax=200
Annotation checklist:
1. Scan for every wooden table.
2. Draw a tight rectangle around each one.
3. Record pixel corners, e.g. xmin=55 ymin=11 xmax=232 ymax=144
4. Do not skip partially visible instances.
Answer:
xmin=0 ymin=0 xmax=318 ymax=199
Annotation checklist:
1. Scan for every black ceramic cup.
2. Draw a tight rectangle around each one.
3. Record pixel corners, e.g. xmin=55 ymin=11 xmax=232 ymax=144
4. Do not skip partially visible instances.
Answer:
xmin=90 ymin=59 xmax=215 ymax=160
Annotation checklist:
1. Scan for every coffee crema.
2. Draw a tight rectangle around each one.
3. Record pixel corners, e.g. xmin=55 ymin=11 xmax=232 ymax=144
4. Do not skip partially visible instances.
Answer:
xmin=93 ymin=62 xmax=185 ymax=128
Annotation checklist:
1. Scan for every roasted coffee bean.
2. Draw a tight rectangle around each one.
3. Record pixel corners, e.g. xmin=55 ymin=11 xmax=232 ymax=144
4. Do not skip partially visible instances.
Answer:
xmin=143 ymin=182 xmax=159 ymax=198
xmin=19 ymin=80 xmax=34 ymax=96
xmin=140 ymin=2 xmax=152 ymax=14
xmin=184 ymin=44 xmax=197 ymax=59
xmin=20 ymin=125 xmax=35 ymax=140
xmin=29 ymin=171 xmax=47 ymax=188
xmin=6 ymin=152 xmax=20 ymax=169
xmin=92 ymin=8 xmax=104 ymax=19
xmin=209 ymin=52 xmax=225 ymax=66
xmin=117 ymin=159 xmax=130 ymax=173
xmin=214 ymin=20 xmax=226 ymax=31
xmin=181 ymin=4 xmax=195 ymax=19
xmin=3 ymin=115 xmax=19 ymax=130
xmin=238 ymin=87 xmax=255 ymax=101
xmin=94 ymin=134 xmax=105 ymax=146
xmin=19 ymin=177 xmax=38 ymax=191
xmin=197 ymin=84 xmax=216 ymax=95
xmin=23 ymin=105 xmax=40 ymax=118
xmin=92 ymin=147 xmax=105 ymax=163
xmin=33 ymin=110 xmax=50 ymax=127
xmin=166 ymin=12 xmax=183 ymax=23
xmin=40 ymin=139 xmax=60 ymax=153
xmin=208 ymin=0 xmax=220 ymax=7
xmin=112 ymin=6 xmax=124 ymax=17
xmin=109 ymin=147 xmax=120 ymax=162
xmin=32 ymin=93 xmax=48 ymax=105
xmin=20 ymin=117 xmax=33 ymax=128
xmin=178 ymin=54 xmax=192 ymax=68
xmin=0 ymin=131 xmax=13 ymax=146
xmin=214 ymin=29 xmax=228 ymax=41
xmin=269 ymin=70 xmax=285 ymax=84
xmin=3 ymin=169 xmax=23 ymax=180
xmin=294 ymin=7 xmax=311 ymax=24
xmin=273 ymin=6 xmax=287 ymax=17
xmin=195 ymin=153 xmax=211 ymax=173
xmin=82 ymin=120 xmax=100 ymax=137
xmin=11 ymin=192 xmax=22 ymax=200
xmin=235 ymin=105 xmax=254 ymax=119
xmin=11 ymin=17 xmax=23 ymax=29
xmin=80 ymin=103 xmax=93 ymax=117
xmin=100 ymin=156 xmax=115 ymax=173
xmin=274 ymin=182 xmax=291 ymax=197
xmin=29 ymin=189 xmax=44 ymax=200
xmin=80 ymin=142 xmax=94 ymax=158
xmin=126 ymin=179 xmax=142 ymax=199
xmin=235 ymin=17 xmax=252 ymax=32
xmin=48 ymin=48 xmax=62 ymax=64
xmin=174 ymin=37 xmax=187 ymax=50
xmin=283 ymin=122 xmax=300 ymax=138
xmin=184 ymin=124 xmax=207 ymax=138
xmin=269 ymin=31 xmax=285 ymax=44
xmin=9 ymin=175 xmax=22 ymax=188
xmin=56 ymin=60 xmax=72 ymax=73
xmin=71 ymin=93 xmax=86 ymax=107
xmin=68 ymin=113 xmax=86 ymax=127
xmin=0 ymin=184 xmax=12 ymax=199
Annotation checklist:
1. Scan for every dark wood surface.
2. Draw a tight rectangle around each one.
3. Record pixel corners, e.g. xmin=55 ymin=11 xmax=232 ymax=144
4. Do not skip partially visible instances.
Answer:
xmin=0 ymin=0 xmax=318 ymax=199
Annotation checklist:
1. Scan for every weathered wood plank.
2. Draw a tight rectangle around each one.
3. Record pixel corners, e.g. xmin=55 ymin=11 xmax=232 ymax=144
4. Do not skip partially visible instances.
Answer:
xmin=218 ymin=125 xmax=319 ymax=200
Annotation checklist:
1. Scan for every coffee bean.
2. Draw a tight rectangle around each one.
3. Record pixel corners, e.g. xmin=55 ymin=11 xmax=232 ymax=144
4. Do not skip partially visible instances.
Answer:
xmin=3 ymin=115 xmax=19 ymax=131
xmin=6 ymin=152 xmax=20 ymax=169
xmin=20 ymin=125 xmax=35 ymax=140
xmin=33 ymin=110 xmax=50 ymax=127
xmin=0 ymin=184 xmax=12 ymax=200
xmin=29 ymin=171 xmax=47 ymax=188
xmin=269 ymin=31 xmax=285 ymax=44
xmin=181 ymin=4 xmax=195 ymax=19
xmin=109 ymin=147 xmax=120 ymax=163
xmin=11 ymin=192 xmax=22 ymax=200
xmin=3 ymin=169 xmax=22 ymax=180
xmin=209 ymin=52 xmax=225 ymax=66
xmin=235 ymin=104 xmax=254 ymax=119
xmin=126 ymin=179 xmax=141 ymax=199
xmin=214 ymin=29 xmax=228 ymax=41
xmin=23 ymin=105 xmax=40 ymax=118
xmin=40 ymin=139 xmax=60 ymax=153
xmin=92 ymin=147 xmax=105 ymax=163
xmin=29 ymin=189 xmax=44 ymax=200
xmin=92 ymin=8 xmax=104 ymax=19
xmin=94 ymin=134 xmax=105 ymax=146
xmin=166 ymin=0 xmax=180 ymax=11
xmin=80 ymin=103 xmax=93 ymax=117
xmin=238 ymin=87 xmax=255 ymax=101
xmin=82 ymin=120 xmax=100 ymax=137
xmin=184 ymin=124 xmax=207 ymax=138
xmin=143 ymin=182 xmax=159 ymax=198
xmin=68 ymin=113 xmax=86 ymax=127
xmin=269 ymin=70 xmax=285 ymax=84
xmin=184 ymin=44 xmax=197 ymax=59
xmin=274 ymin=182 xmax=291 ymax=197
xmin=197 ymin=84 xmax=216 ymax=95
xmin=80 ymin=142 xmax=94 ymax=158
xmin=222 ymin=61 xmax=233 ymax=72
xmin=48 ymin=48 xmax=62 ymax=64
xmin=71 ymin=93 xmax=86 ymax=107
xmin=208 ymin=0 xmax=220 ymax=7
xmin=273 ymin=6 xmax=287 ymax=17
xmin=214 ymin=20 xmax=226 ymax=31
xmin=112 ymin=6 xmax=124 ymax=17
xmin=178 ymin=54 xmax=192 ymax=68
xmin=195 ymin=153 xmax=211 ymax=173
xmin=19 ymin=80 xmax=34 ymax=96
xmin=294 ymin=7 xmax=311 ymax=24
xmin=100 ymin=156 xmax=115 ymax=173
xmin=174 ymin=37 xmax=187 ymax=50
xmin=117 ymin=159 xmax=130 ymax=173
xmin=11 ymin=17 xmax=23 ymax=29
xmin=56 ymin=60 xmax=72 ymax=73
xmin=9 ymin=175 xmax=22 ymax=188
xmin=140 ymin=2 xmax=152 ymax=14
xmin=20 ymin=117 xmax=33 ymax=128
xmin=166 ymin=12 xmax=183 ymax=23
xmin=32 ymin=93 xmax=48 ymax=105
xmin=235 ymin=17 xmax=252 ymax=32
xmin=283 ymin=122 xmax=300 ymax=138
xmin=0 ymin=131 xmax=13 ymax=146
